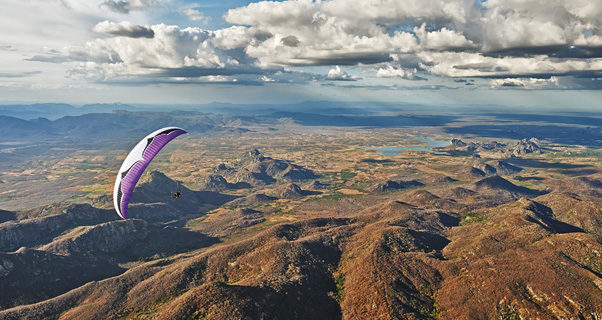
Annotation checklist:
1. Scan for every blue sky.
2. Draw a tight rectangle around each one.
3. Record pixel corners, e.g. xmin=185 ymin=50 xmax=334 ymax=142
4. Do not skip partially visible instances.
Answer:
xmin=0 ymin=0 xmax=601 ymax=111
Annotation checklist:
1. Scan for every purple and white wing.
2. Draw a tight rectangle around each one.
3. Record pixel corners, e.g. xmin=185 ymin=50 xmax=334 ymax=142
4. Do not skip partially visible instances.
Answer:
xmin=113 ymin=127 xmax=187 ymax=219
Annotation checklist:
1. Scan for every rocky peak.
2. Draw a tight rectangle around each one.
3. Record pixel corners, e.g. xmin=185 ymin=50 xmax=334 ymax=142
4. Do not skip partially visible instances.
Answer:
xmin=511 ymin=138 xmax=541 ymax=156
xmin=199 ymin=174 xmax=230 ymax=191
xmin=240 ymin=148 xmax=265 ymax=163
xmin=451 ymin=138 xmax=467 ymax=147
xmin=136 ymin=170 xmax=181 ymax=194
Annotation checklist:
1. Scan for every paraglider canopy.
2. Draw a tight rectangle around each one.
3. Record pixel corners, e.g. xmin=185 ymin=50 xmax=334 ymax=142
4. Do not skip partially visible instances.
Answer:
xmin=113 ymin=127 xmax=187 ymax=219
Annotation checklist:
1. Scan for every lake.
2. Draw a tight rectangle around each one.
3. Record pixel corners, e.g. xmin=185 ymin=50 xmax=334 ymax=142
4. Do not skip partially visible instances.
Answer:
xmin=364 ymin=137 xmax=450 ymax=156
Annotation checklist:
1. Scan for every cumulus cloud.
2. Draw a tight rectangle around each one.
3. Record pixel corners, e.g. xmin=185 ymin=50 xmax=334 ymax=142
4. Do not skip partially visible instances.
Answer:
xmin=93 ymin=21 xmax=154 ymax=38
xmin=99 ymin=0 xmax=160 ymax=14
xmin=490 ymin=77 xmax=559 ymax=89
xmin=221 ymin=0 xmax=602 ymax=83
xmin=326 ymin=66 xmax=359 ymax=81
xmin=33 ymin=23 xmax=288 ymax=84
xmin=413 ymin=24 xmax=475 ymax=51
xmin=27 ymin=0 xmax=602 ymax=88
xmin=182 ymin=8 xmax=208 ymax=23
xmin=376 ymin=66 xmax=417 ymax=79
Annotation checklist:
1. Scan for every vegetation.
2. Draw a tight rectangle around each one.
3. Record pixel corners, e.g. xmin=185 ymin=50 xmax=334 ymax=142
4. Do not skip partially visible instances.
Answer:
xmin=460 ymin=212 xmax=487 ymax=225
xmin=334 ymin=273 xmax=345 ymax=303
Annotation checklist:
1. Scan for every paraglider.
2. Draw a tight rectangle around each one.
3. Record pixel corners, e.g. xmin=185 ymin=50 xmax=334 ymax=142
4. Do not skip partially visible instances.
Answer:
xmin=113 ymin=127 xmax=187 ymax=219
xmin=171 ymin=181 xmax=182 ymax=199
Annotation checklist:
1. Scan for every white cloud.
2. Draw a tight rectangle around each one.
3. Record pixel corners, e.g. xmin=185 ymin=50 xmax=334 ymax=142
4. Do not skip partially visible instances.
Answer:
xmin=414 ymin=24 xmax=474 ymax=51
xmin=326 ymin=66 xmax=359 ymax=81
xmin=13 ymin=0 xmax=602 ymax=89
xmin=376 ymin=66 xmax=417 ymax=79
xmin=221 ymin=0 xmax=602 ymax=85
xmin=260 ymin=75 xmax=275 ymax=82
xmin=418 ymin=51 xmax=602 ymax=78
xmin=35 ymin=23 xmax=283 ymax=83
xmin=182 ymin=8 xmax=208 ymax=23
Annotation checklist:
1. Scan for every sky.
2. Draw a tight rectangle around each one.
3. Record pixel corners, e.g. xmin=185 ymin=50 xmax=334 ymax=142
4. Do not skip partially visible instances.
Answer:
xmin=0 ymin=0 xmax=601 ymax=110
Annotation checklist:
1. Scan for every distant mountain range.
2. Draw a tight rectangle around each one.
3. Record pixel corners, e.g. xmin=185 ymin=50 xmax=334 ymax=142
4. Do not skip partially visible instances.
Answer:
xmin=0 ymin=111 xmax=269 ymax=141
xmin=0 ymin=103 xmax=140 ymax=120
xmin=0 ymin=101 xmax=421 ymax=120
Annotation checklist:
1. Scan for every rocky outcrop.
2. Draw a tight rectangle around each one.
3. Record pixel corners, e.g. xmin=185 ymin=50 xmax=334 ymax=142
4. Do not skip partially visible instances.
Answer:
xmin=198 ymin=174 xmax=250 ymax=191
xmin=451 ymin=138 xmax=467 ymax=147
xmin=232 ymin=169 xmax=276 ymax=186
xmin=511 ymin=138 xmax=542 ymax=156
xmin=450 ymin=138 xmax=542 ymax=157
xmin=198 ymin=174 xmax=231 ymax=191
xmin=451 ymin=139 xmax=507 ymax=153
xmin=370 ymin=180 xmax=424 ymax=192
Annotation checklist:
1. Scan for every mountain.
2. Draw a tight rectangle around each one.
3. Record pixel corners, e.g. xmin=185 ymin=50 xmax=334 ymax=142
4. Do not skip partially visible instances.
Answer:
xmin=0 ymin=204 xmax=113 ymax=252
xmin=0 ymin=103 xmax=78 ymax=120
xmin=0 ymin=116 xmax=53 ymax=140
xmin=440 ymin=198 xmax=598 ymax=319
xmin=488 ymin=160 xmax=523 ymax=175
xmin=127 ymin=171 xmax=237 ymax=220
xmin=466 ymin=166 xmax=486 ymax=178
xmin=3 ymin=193 xmax=597 ymax=319
xmin=0 ymin=167 xmax=599 ymax=320
xmin=467 ymin=160 xmax=523 ymax=177
xmin=0 ymin=247 xmax=123 ymax=310
xmin=474 ymin=176 xmax=546 ymax=199
xmin=227 ymin=193 xmax=277 ymax=206
xmin=39 ymin=219 xmax=149 ymax=256
xmin=536 ymin=191 xmax=602 ymax=236
xmin=197 ymin=174 xmax=250 ymax=191
xmin=265 ymin=183 xmax=319 ymax=199
xmin=216 ymin=149 xmax=318 ymax=187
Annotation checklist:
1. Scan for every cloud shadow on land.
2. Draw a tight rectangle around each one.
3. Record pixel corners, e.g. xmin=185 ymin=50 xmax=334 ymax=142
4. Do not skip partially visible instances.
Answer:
xmin=268 ymin=112 xmax=457 ymax=127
